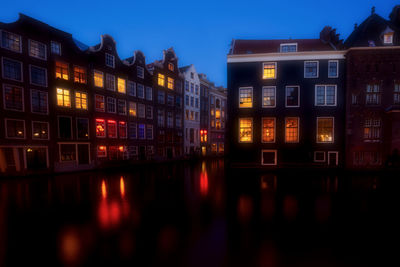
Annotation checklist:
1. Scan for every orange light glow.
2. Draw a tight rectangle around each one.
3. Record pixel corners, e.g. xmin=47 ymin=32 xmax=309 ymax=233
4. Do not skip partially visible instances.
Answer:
xmin=101 ymin=180 xmax=107 ymax=199
xmin=200 ymin=130 xmax=204 ymax=134
xmin=96 ymin=118 xmax=104 ymax=122
xmin=120 ymin=176 xmax=125 ymax=198
xmin=108 ymin=120 xmax=116 ymax=123
xmin=119 ymin=146 xmax=124 ymax=152
xmin=60 ymin=229 xmax=80 ymax=264
xmin=99 ymin=146 xmax=105 ymax=151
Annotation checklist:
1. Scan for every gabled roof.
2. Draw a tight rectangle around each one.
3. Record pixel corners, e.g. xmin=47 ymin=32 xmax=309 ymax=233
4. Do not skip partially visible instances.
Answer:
xmin=230 ymin=39 xmax=336 ymax=55
xmin=179 ymin=65 xmax=191 ymax=72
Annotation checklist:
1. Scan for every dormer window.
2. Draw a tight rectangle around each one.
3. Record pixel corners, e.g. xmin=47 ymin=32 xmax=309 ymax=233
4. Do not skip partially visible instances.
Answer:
xmin=280 ymin=43 xmax=297 ymax=53
xmin=384 ymin=32 xmax=394 ymax=44
xmin=168 ymin=63 xmax=174 ymax=71
xmin=105 ymin=53 xmax=115 ymax=68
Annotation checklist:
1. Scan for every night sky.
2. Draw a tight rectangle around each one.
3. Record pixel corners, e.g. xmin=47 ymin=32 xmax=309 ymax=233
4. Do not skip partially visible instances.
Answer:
xmin=1 ymin=0 xmax=398 ymax=87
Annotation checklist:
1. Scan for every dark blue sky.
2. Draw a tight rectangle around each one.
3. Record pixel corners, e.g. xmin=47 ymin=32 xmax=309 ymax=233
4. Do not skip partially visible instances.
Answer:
xmin=1 ymin=0 xmax=398 ymax=86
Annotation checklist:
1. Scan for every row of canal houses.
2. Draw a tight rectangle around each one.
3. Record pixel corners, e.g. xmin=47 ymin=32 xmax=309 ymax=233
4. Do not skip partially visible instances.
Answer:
xmin=0 ymin=14 xmax=227 ymax=175
xmin=227 ymin=6 xmax=400 ymax=169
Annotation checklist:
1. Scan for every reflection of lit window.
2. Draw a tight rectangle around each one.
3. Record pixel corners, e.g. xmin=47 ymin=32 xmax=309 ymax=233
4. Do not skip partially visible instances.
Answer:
xmin=167 ymin=77 xmax=174 ymax=90
xmin=263 ymin=62 xmax=276 ymax=79
xmin=239 ymin=87 xmax=252 ymax=108
xmin=55 ymin=61 xmax=68 ymax=80
xmin=262 ymin=118 xmax=275 ymax=143
xmin=317 ymin=117 xmax=334 ymax=143
xmin=57 ymin=88 xmax=71 ymax=107
xmin=94 ymin=70 xmax=104 ymax=88
xmin=118 ymin=78 xmax=126 ymax=94
xmin=158 ymin=73 xmax=165 ymax=86
xmin=285 ymin=117 xmax=299 ymax=143
xmin=96 ymin=119 xmax=106 ymax=137
xmin=239 ymin=118 xmax=252 ymax=143
xmin=75 ymin=92 xmax=87 ymax=110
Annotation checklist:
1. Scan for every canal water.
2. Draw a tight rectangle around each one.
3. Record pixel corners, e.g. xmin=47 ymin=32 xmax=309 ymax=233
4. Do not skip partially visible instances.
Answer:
xmin=0 ymin=160 xmax=399 ymax=266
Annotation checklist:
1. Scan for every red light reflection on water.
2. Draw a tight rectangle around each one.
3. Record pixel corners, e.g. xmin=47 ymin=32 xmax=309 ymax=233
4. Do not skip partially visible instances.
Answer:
xmin=238 ymin=195 xmax=253 ymax=224
xmin=283 ymin=195 xmax=298 ymax=221
xmin=200 ymin=161 xmax=209 ymax=196
xmin=101 ymin=180 xmax=107 ymax=199
xmin=120 ymin=176 xmax=125 ymax=198
xmin=59 ymin=228 xmax=80 ymax=265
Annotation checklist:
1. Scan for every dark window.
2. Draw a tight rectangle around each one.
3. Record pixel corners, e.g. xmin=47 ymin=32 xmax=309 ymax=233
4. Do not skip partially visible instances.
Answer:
xmin=4 ymin=84 xmax=23 ymax=111
xmin=32 ymin=122 xmax=48 ymax=139
xmin=286 ymin=86 xmax=299 ymax=107
xmin=77 ymin=118 xmax=89 ymax=139
xmin=31 ymin=90 xmax=48 ymax=114
xmin=30 ymin=65 xmax=47 ymax=86
xmin=60 ymin=144 xmax=75 ymax=161
xmin=6 ymin=119 xmax=25 ymax=138
xmin=2 ymin=58 xmax=22 ymax=81
xmin=58 ymin=117 xmax=72 ymax=139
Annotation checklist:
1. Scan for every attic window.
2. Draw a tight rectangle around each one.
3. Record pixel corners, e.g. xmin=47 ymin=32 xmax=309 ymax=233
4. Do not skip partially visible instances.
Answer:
xmin=105 ymin=53 xmax=115 ymax=68
xmin=384 ymin=32 xmax=394 ymax=44
xmin=168 ymin=63 xmax=174 ymax=71
xmin=280 ymin=43 xmax=297 ymax=53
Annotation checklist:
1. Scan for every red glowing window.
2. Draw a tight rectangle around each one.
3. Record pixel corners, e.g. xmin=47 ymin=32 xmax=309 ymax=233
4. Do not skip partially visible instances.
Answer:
xmin=97 ymin=145 xmax=107 ymax=157
xmin=108 ymin=120 xmax=117 ymax=138
xmin=119 ymin=121 xmax=127 ymax=139
xmin=96 ymin=119 xmax=106 ymax=137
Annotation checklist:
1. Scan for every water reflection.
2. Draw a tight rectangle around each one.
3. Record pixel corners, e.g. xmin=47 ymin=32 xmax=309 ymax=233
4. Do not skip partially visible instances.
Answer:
xmin=0 ymin=161 xmax=399 ymax=266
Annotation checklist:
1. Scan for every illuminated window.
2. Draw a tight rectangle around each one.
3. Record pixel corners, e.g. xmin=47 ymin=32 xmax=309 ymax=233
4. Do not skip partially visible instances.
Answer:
xmin=146 ymin=125 xmax=153 ymax=140
xmin=119 ymin=121 xmax=127 ymax=139
xmin=117 ymin=99 xmax=126 ymax=115
xmin=317 ymin=117 xmax=334 ymax=143
xmin=146 ymin=87 xmax=153 ymax=101
xmin=97 ymin=146 xmax=107 ymax=157
xmin=304 ymin=61 xmax=318 ymax=78
xmin=30 ymin=65 xmax=47 ymax=87
xmin=32 ymin=121 xmax=48 ymax=140
xmin=167 ymin=77 xmax=174 ymax=90
xmin=127 ymin=80 xmax=136 ymax=96
xmin=74 ymin=66 xmax=86 ymax=83
xmin=158 ymin=73 xmax=165 ymax=86
xmin=107 ymin=97 xmax=116 ymax=113
xmin=215 ymin=110 xmax=221 ymax=119
xmin=384 ymin=32 xmax=394 ymax=44
xmin=364 ymin=118 xmax=381 ymax=141
xmin=59 ymin=144 xmax=76 ymax=162
xmin=262 ymin=118 xmax=275 ymax=143
xmin=2 ymin=58 xmax=22 ymax=81
xmin=105 ymin=53 xmax=115 ymax=68
xmin=262 ymin=62 xmax=276 ymax=79
xmin=56 ymin=88 xmax=71 ymax=107
xmin=75 ymin=92 xmax=87 ymax=110
xmin=129 ymin=102 xmax=137 ymax=116
xmin=262 ymin=86 xmax=275 ymax=107
xmin=315 ymin=85 xmax=336 ymax=106
xmin=95 ymin=94 xmax=105 ymax=112
xmin=3 ymin=84 xmax=23 ymax=111
xmin=118 ymin=78 xmax=126 ymax=94
xmin=29 ymin=40 xmax=46 ymax=60
xmin=146 ymin=106 xmax=153 ymax=119
xmin=31 ymin=89 xmax=48 ymax=114
xmin=55 ymin=61 xmax=69 ymax=80
xmin=168 ymin=63 xmax=174 ymax=71
xmin=96 ymin=119 xmax=106 ymax=137
xmin=366 ymin=84 xmax=380 ymax=105
xmin=76 ymin=118 xmax=89 ymax=139
xmin=1 ymin=30 xmax=21 ymax=52
xmin=93 ymin=70 xmax=104 ymax=88
xmin=394 ymin=83 xmax=400 ymax=104
xmin=106 ymin=74 xmax=115 ymax=91
xmin=286 ymin=86 xmax=299 ymax=107
xmin=5 ymin=119 xmax=25 ymax=139
xmin=137 ymin=84 xmax=145 ymax=99
xmin=328 ymin=60 xmax=338 ymax=78
xmin=137 ymin=66 xmax=144 ymax=79
xmin=239 ymin=87 xmax=253 ymax=108
xmin=239 ymin=118 xmax=252 ymax=143
xmin=51 ymin=41 xmax=61 ymax=55
xmin=107 ymin=120 xmax=117 ymax=138
xmin=285 ymin=117 xmax=299 ymax=143
xmin=280 ymin=43 xmax=297 ymax=52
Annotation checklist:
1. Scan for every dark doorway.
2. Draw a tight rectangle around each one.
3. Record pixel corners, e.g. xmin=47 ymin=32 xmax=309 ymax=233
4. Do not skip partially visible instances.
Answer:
xmin=328 ymin=152 xmax=338 ymax=166
xmin=77 ymin=144 xmax=90 ymax=165
xmin=166 ymin=147 xmax=173 ymax=159
xmin=26 ymin=148 xmax=47 ymax=170
xmin=139 ymin=146 xmax=146 ymax=161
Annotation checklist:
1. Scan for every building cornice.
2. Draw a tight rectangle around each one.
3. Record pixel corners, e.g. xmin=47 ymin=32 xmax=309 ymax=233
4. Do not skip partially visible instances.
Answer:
xmin=227 ymin=51 xmax=346 ymax=63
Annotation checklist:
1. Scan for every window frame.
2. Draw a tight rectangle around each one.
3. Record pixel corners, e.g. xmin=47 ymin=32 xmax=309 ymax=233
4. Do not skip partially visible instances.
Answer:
xmin=314 ymin=84 xmax=337 ymax=106
xmin=76 ymin=117 xmax=89 ymax=139
xmin=304 ymin=61 xmax=319 ymax=78
xmin=95 ymin=94 xmax=105 ymax=112
xmin=285 ymin=85 xmax=300 ymax=108
xmin=316 ymin=117 xmax=335 ymax=144
xmin=30 ymin=89 xmax=48 ymax=115
xmin=95 ymin=119 xmax=106 ymax=138
xmin=31 ymin=121 xmax=49 ymax=140
xmin=261 ymin=117 xmax=276 ymax=143
xmin=73 ymin=65 xmax=87 ymax=84
xmin=262 ymin=62 xmax=277 ymax=79
xmin=314 ymin=151 xmax=326 ymax=162
xmin=75 ymin=91 xmax=88 ymax=110
xmin=55 ymin=61 xmax=69 ymax=80
xmin=137 ymin=66 xmax=144 ymax=79
xmin=3 ymin=83 xmax=24 ymax=112
xmin=238 ymin=117 xmax=253 ymax=143
xmin=28 ymin=39 xmax=47 ymax=60
xmin=93 ymin=70 xmax=104 ymax=88
xmin=1 ymin=57 xmax=23 ymax=82
xmin=29 ymin=64 xmax=48 ymax=87
xmin=280 ymin=43 xmax=297 ymax=53
xmin=0 ymin=30 xmax=22 ymax=53
xmin=238 ymin=87 xmax=253 ymax=108
xmin=261 ymin=150 xmax=277 ymax=166
xmin=4 ymin=118 xmax=26 ymax=139
xmin=107 ymin=97 xmax=116 ymax=114
xmin=105 ymin=53 xmax=115 ymax=68
xmin=262 ymin=86 xmax=276 ymax=108
xmin=285 ymin=117 xmax=300 ymax=143
xmin=328 ymin=60 xmax=339 ymax=78
xmin=50 ymin=41 xmax=61 ymax=55
xmin=56 ymin=88 xmax=71 ymax=108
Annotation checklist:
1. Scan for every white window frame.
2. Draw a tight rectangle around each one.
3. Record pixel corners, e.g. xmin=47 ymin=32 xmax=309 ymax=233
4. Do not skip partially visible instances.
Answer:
xmin=261 ymin=117 xmax=276 ymax=143
xmin=137 ymin=66 xmax=144 ymax=79
xmin=304 ymin=61 xmax=319 ymax=78
xmin=28 ymin=39 xmax=47 ymax=60
xmin=32 ymin=121 xmax=50 ymax=140
xmin=105 ymin=53 xmax=115 ymax=68
xmin=127 ymin=80 xmax=136 ymax=96
xmin=383 ymin=33 xmax=394 ymax=44
xmin=106 ymin=73 xmax=116 ymax=91
xmin=238 ymin=87 xmax=253 ymax=108
xmin=0 ymin=30 xmax=22 ymax=53
xmin=261 ymin=149 xmax=277 ymax=166
xmin=2 ymin=57 xmax=23 ymax=82
xmin=107 ymin=97 xmax=116 ymax=114
xmin=146 ymin=87 xmax=153 ymax=101
xmin=262 ymin=86 xmax=276 ymax=108
xmin=50 ymin=41 xmax=61 ymax=55
xmin=262 ymin=62 xmax=277 ymax=79
xmin=314 ymin=151 xmax=326 ymax=162
xmin=316 ymin=117 xmax=335 ymax=144
xmin=328 ymin=60 xmax=339 ymax=78
xmin=117 ymin=99 xmax=127 ymax=115
xmin=57 ymin=116 xmax=73 ymax=139
xmin=29 ymin=64 xmax=48 ymax=87
xmin=238 ymin=117 xmax=253 ymax=143
xmin=30 ymin=89 xmax=48 ymax=115
xmin=5 ymin=118 xmax=26 ymax=139
xmin=314 ymin=84 xmax=337 ymax=106
xmin=280 ymin=43 xmax=297 ymax=53
xmin=328 ymin=151 xmax=339 ymax=166
xmin=285 ymin=117 xmax=300 ymax=143
xmin=3 ymin=84 xmax=24 ymax=112
xmin=76 ymin=117 xmax=89 ymax=139
xmin=285 ymin=85 xmax=300 ymax=108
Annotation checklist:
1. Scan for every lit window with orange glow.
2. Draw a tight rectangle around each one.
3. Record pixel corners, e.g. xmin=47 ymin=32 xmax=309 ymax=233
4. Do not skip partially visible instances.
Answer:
xmin=285 ymin=117 xmax=299 ymax=143
xmin=119 ymin=121 xmax=127 ymax=139
xmin=262 ymin=118 xmax=275 ymax=143
xmin=239 ymin=87 xmax=253 ymax=108
xmin=107 ymin=120 xmax=117 ymax=138
xmin=96 ymin=119 xmax=106 ymax=137
xmin=168 ymin=63 xmax=174 ymax=71
xmin=73 ymin=66 xmax=86 ymax=83
xmin=57 ymin=88 xmax=71 ymax=107
xmin=94 ymin=70 xmax=104 ymax=88
xmin=97 ymin=145 xmax=107 ymax=157
xmin=95 ymin=94 xmax=105 ymax=112
xmin=215 ymin=110 xmax=221 ymax=119
xmin=55 ymin=61 xmax=69 ymax=80
xmin=75 ymin=92 xmax=87 ymax=110
xmin=317 ymin=117 xmax=334 ymax=143
xmin=158 ymin=73 xmax=165 ymax=87
xmin=384 ymin=32 xmax=394 ymax=44
xmin=239 ymin=118 xmax=253 ymax=143
xmin=129 ymin=102 xmax=137 ymax=117
xmin=167 ymin=77 xmax=174 ymax=90
xmin=263 ymin=62 xmax=276 ymax=79
xmin=117 ymin=78 xmax=126 ymax=94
